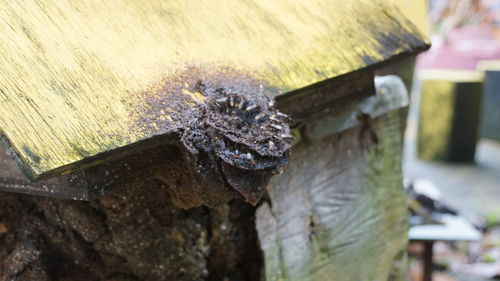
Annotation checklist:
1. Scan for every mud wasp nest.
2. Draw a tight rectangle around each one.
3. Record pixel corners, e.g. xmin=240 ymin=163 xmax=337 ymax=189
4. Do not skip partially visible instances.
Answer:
xmin=180 ymin=82 xmax=293 ymax=205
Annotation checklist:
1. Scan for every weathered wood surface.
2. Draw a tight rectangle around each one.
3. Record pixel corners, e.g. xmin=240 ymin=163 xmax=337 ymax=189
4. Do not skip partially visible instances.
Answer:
xmin=0 ymin=76 xmax=411 ymax=281
xmin=0 ymin=69 xmax=377 ymax=201
xmin=0 ymin=0 xmax=429 ymax=180
xmin=391 ymin=0 xmax=430 ymax=35
xmin=417 ymin=70 xmax=483 ymax=162
xmin=256 ymin=110 xmax=408 ymax=281
xmin=0 ymin=74 xmax=406 ymax=203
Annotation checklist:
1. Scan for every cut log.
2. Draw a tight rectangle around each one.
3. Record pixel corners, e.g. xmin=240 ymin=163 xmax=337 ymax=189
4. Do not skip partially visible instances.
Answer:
xmin=257 ymin=111 xmax=408 ymax=281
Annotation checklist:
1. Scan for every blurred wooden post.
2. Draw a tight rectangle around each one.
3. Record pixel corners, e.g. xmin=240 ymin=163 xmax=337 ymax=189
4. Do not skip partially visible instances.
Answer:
xmin=409 ymin=216 xmax=481 ymax=281
xmin=478 ymin=61 xmax=500 ymax=141
xmin=423 ymin=241 xmax=434 ymax=281
xmin=391 ymin=0 xmax=430 ymax=36
xmin=418 ymin=70 xmax=483 ymax=162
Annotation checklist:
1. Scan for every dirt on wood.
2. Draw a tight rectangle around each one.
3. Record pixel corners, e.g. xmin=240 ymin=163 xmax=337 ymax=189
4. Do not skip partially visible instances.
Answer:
xmin=0 ymin=180 xmax=263 ymax=281
xmin=134 ymin=66 xmax=292 ymax=206
xmin=0 ymin=67 xmax=291 ymax=281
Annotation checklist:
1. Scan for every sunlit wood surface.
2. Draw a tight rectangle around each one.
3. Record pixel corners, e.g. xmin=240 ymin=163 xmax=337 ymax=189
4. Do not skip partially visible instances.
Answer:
xmin=0 ymin=0 xmax=429 ymax=179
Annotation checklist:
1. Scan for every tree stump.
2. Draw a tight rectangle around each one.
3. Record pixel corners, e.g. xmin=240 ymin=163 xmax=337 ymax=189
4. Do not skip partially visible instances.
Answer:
xmin=257 ymin=111 xmax=407 ymax=281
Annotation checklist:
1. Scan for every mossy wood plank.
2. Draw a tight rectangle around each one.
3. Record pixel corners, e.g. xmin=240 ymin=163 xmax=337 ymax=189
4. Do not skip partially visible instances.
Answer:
xmin=0 ymin=0 xmax=429 ymax=179
xmin=256 ymin=111 xmax=407 ymax=281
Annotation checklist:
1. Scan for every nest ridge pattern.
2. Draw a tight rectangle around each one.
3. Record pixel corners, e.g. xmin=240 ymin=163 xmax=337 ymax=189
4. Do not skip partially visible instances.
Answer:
xmin=181 ymin=81 xmax=292 ymax=172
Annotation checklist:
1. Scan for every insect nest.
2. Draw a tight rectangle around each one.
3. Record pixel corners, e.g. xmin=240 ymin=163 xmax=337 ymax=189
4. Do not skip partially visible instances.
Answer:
xmin=179 ymin=81 xmax=293 ymax=205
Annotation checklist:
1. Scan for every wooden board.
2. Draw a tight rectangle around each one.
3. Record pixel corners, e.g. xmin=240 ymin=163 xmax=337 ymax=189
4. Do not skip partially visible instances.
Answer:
xmin=0 ymin=0 xmax=429 ymax=180
xmin=256 ymin=110 xmax=408 ymax=281
xmin=0 ymin=138 xmax=179 ymax=200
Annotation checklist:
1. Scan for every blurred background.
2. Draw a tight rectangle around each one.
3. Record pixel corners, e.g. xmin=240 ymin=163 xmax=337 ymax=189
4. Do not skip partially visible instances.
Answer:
xmin=391 ymin=0 xmax=500 ymax=280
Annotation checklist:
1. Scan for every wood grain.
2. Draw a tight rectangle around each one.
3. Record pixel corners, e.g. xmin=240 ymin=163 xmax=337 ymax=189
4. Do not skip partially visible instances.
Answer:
xmin=256 ymin=111 xmax=407 ymax=281
xmin=0 ymin=0 xmax=429 ymax=179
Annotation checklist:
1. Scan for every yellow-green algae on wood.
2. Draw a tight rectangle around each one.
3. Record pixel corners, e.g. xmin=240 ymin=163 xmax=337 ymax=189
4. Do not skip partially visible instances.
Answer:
xmin=391 ymin=0 xmax=430 ymax=35
xmin=0 ymin=0 xmax=429 ymax=179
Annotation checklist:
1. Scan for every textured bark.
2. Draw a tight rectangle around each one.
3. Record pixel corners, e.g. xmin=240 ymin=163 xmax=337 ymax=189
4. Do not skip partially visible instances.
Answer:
xmin=0 ymin=182 xmax=262 ymax=281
